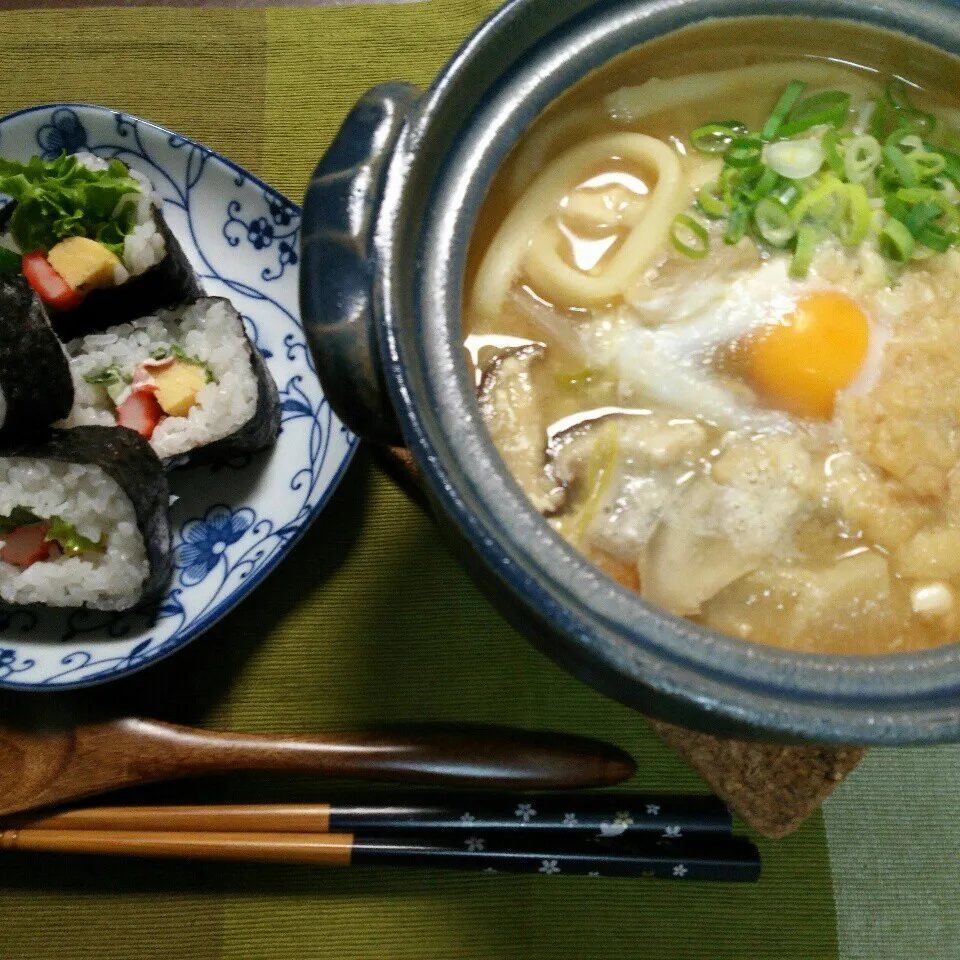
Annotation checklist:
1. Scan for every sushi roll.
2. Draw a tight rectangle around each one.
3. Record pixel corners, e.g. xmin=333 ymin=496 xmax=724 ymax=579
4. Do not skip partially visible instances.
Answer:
xmin=0 ymin=276 xmax=74 ymax=439
xmin=0 ymin=426 xmax=172 ymax=611
xmin=0 ymin=151 xmax=201 ymax=337
xmin=61 ymin=297 xmax=281 ymax=466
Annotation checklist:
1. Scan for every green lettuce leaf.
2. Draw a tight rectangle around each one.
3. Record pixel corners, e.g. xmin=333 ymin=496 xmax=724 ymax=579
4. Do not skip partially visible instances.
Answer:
xmin=45 ymin=516 xmax=104 ymax=555
xmin=150 ymin=344 xmax=217 ymax=384
xmin=0 ymin=509 xmax=104 ymax=555
xmin=0 ymin=153 xmax=142 ymax=256
xmin=0 ymin=507 xmax=42 ymax=535
xmin=83 ymin=363 xmax=132 ymax=387
xmin=0 ymin=247 xmax=21 ymax=274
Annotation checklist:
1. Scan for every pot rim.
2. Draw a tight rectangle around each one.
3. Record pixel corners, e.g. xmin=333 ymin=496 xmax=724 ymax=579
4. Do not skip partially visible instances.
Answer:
xmin=376 ymin=0 xmax=960 ymax=743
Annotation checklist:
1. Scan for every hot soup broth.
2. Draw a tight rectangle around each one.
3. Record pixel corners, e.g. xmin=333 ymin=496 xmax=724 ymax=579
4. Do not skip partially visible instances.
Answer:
xmin=464 ymin=19 xmax=960 ymax=655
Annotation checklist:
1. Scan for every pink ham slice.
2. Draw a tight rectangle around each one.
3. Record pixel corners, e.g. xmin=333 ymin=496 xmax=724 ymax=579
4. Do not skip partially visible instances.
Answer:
xmin=1 ymin=525 xmax=52 ymax=567
xmin=117 ymin=390 xmax=164 ymax=439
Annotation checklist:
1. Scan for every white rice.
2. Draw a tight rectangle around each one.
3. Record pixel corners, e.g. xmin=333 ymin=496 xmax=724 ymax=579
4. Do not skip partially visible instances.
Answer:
xmin=61 ymin=299 xmax=259 ymax=460
xmin=74 ymin=151 xmax=110 ymax=174
xmin=74 ymin=153 xmax=165 ymax=277
xmin=0 ymin=152 xmax=165 ymax=279
xmin=0 ymin=458 xmax=149 ymax=610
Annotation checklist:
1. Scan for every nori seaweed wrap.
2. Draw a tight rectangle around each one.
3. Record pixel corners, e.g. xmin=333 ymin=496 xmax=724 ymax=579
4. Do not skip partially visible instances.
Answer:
xmin=0 ymin=152 xmax=201 ymax=338
xmin=47 ymin=210 xmax=202 ymax=338
xmin=0 ymin=426 xmax=172 ymax=610
xmin=62 ymin=297 xmax=281 ymax=468
xmin=0 ymin=276 xmax=74 ymax=440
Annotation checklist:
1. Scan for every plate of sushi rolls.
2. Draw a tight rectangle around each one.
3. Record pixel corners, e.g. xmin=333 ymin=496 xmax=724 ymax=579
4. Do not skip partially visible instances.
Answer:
xmin=0 ymin=104 xmax=358 ymax=689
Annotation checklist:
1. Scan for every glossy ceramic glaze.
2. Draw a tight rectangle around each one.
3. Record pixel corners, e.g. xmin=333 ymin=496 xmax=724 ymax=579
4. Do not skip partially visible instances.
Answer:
xmin=301 ymin=0 xmax=960 ymax=744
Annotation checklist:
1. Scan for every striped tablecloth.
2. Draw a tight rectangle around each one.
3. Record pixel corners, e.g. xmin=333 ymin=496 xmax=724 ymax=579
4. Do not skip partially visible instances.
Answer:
xmin=0 ymin=6 xmax=958 ymax=959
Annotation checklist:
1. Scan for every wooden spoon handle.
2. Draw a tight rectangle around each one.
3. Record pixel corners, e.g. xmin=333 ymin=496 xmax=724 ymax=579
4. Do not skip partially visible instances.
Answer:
xmin=111 ymin=719 xmax=636 ymax=789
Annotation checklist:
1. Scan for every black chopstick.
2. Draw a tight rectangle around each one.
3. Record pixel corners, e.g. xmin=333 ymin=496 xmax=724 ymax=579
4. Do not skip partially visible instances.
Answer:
xmin=351 ymin=833 xmax=761 ymax=880
xmin=327 ymin=791 xmax=732 ymax=837
xmin=12 ymin=793 xmax=733 ymax=839
xmin=1 ymin=827 xmax=761 ymax=881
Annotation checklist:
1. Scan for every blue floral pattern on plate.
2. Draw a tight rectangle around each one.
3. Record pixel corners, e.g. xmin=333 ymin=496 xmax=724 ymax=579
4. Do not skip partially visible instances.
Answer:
xmin=223 ymin=194 xmax=300 ymax=281
xmin=36 ymin=107 xmax=89 ymax=159
xmin=0 ymin=104 xmax=358 ymax=690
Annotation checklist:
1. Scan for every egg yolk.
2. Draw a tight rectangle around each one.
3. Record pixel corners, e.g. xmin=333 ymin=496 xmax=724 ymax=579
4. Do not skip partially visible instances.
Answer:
xmin=744 ymin=292 xmax=870 ymax=419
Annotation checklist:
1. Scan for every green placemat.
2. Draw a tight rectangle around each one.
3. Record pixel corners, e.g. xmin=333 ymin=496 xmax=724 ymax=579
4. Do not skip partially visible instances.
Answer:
xmin=0 ymin=8 xmax=955 ymax=960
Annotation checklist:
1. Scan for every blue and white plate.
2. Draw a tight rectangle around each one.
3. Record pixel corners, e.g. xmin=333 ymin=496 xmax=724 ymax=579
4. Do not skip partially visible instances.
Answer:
xmin=0 ymin=104 xmax=358 ymax=690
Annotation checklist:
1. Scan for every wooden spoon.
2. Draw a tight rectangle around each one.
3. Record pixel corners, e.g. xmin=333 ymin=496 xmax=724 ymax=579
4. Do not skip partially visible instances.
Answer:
xmin=0 ymin=718 xmax=636 ymax=817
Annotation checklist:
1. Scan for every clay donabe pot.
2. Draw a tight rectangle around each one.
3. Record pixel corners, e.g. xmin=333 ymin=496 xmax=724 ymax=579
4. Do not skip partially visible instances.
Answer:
xmin=300 ymin=0 xmax=960 ymax=744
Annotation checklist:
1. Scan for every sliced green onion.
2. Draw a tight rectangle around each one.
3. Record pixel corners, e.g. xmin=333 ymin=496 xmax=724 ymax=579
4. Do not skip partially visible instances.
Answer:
xmin=772 ymin=181 xmax=803 ymax=207
xmin=753 ymin=197 xmax=796 ymax=247
xmin=885 ymin=128 xmax=919 ymax=152
xmin=894 ymin=187 xmax=960 ymax=240
xmin=869 ymin=98 xmax=888 ymax=140
xmin=879 ymin=216 xmax=915 ymax=262
xmin=916 ymin=223 xmax=955 ymax=252
xmin=897 ymin=134 xmax=925 ymax=154
xmin=943 ymin=127 xmax=960 ymax=151
xmin=908 ymin=151 xmax=947 ymax=181
xmin=790 ymin=177 xmax=847 ymax=225
xmin=729 ymin=166 xmax=761 ymax=200
xmin=839 ymin=183 xmax=872 ymax=246
xmin=695 ymin=180 xmax=728 ymax=219
xmin=779 ymin=91 xmax=851 ymax=137
xmin=670 ymin=76 xmax=958 ymax=272
xmin=941 ymin=149 xmax=960 ymax=186
xmin=936 ymin=201 xmax=960 ymax=234
xmin=895 ymin=186 xmax=943 ymax=205
xmin=900 ymin=190 xmax=960 ymax=233
xmin=851 ymin=100 xmax=877 ymax=136
xmin=895 ymin=107 xmax=938 ymax=137
xmin=904 ymin=201 xmax=942 ymax=235
xmin=689 ymin=121 xmax=746 ymax=154
xmin=718 ymin=165 xmax=743 ymax=201
xmin=884 ymin=194 xmax=912 ymax=223
xmin=790 ymin=224 xmax=818 ymax=278
xmin=718 ymin=119 xmax=748 ymax=134
xmin=867 ymin=203 xmax=887 ymax=241
xmin=670 ymin=213 xmax=710 ymax=259
xmin=823 ymin=129 xmax=844 ymax=174
xmin=761 ymin=80 xmax=807 ymax=141
xmin=724 ymin=204 xmax=750 ymax=245
xmin=842 ymin=134 xmax=882 ymax=182
xmin=725 ymin=136 xmax=765 ymax=168
xmin=885 ymin=79 xmax=914 ymax=110
xmin=882 ymin=142 xmax=918 ymax=187
xmin=764 ymin=137 xmax=825 ymax=180
xmin=875 ymin=165 xmax=902 ymax=194
xmin=742 ymin=165 xmax=779 ymax=201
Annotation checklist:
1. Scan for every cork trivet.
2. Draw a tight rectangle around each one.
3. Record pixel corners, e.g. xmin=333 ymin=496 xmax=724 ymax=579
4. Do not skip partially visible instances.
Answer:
xmin=647 ymin=720 xmax=865 ymax=837
xmin=375 ymin=445 xmax=865 ymax=838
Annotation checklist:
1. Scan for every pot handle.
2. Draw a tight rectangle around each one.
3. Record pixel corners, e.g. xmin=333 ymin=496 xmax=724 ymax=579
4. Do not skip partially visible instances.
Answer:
xmin=299 ymin=82 xmax=421 ymax=446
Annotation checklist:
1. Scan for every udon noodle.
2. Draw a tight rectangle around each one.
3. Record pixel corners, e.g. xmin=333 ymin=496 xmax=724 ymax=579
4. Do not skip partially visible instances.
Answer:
xmin=465 ymin=19 xmax=960 ymax=655
xmin=472 ymin=133 xmax=685 ymax=311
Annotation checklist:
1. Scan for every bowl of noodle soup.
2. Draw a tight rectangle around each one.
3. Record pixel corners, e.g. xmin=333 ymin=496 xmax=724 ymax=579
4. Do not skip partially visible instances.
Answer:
xmin=301 ymin=0 xmax=960 ymax=743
